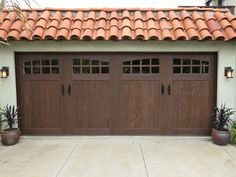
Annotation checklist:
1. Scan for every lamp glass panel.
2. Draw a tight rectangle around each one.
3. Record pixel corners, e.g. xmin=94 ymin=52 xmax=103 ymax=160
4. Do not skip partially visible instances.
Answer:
xmin=227 ymin=70 xmax=233 ymax=78
xmin=2 ymin=70 xmax=7 ymax=78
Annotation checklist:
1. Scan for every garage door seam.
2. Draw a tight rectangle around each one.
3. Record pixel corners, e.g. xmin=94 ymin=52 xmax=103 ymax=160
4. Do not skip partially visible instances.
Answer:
xmin=55 ymin=143 xmax=78 ymax=177
xmin=140 ymin=144 xmax=149 ymax=177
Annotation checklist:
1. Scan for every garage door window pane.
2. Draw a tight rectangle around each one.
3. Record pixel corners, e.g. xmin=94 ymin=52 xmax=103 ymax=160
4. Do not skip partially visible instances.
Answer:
xmin=123 ymin=67 xmax=130 ymax=73
xmin=82 ymin=59 xmax=90 ymax=65
xmin=183 ymin=67 xmax=191 ymax=73
xmin=42 ymin=60 xmax=50 ymax=65
xmin=52 ymin=67 xmax=59 ymax=74
xmin=123 ymin=58 xmax=159 ymax=75
xmin=152 ymin=67 xmax=159 ymax=73
xmin=123 ymin=61 xmax=131 ymax=65
xmin=24 ymin=61 xmax=31 ymax=66
xmin=82 ymin=67 xmax=90 ymax=73
xmin=73 ymin=59 xmax=81 ymax=65
xmin=101 ymin=61 xmax=109 ymax=65
xmin=152 ymin=58 xmax=159 ymax=65
xmin=42 ymin=67 xmax=50 ymax=74
xmin=192 ymin=67 xmax=200 ymax=73
xmin=132 ymin=60 xmax=140 ymax=65
xmin=24 ymin=67 xmax=31 ymax=74
xmin=73 ymin=67 xmax=80 ymax=74
xmin=173 ymin=67 xmax=181 ymax=73
xmin=132 ymin=67 xmax=140 ymax=73
xmin=33 ymin=60 xmax=40 ymax=66
xmin=92 ymin=60 xmax=99 ymax=65
xmin=192 ymin=60 xmax=200 ymax=65
xmin=92 ymin=67 xmax=100 ymax=73
xmin=33 ymin=67 xmax=40 ymax=74
xmin=142 ymin=67 xmax=150 ymax=73
xmin=73 ymin=59 xmax=109 ymax=74
xmin=51 ymin=59 xmax=59 ymax=65
xmin=183 ymin=59 xmax=191 ymax=65
xmin=173 ymin=58 xmax=181 ymax=65
xmin=173 ymin=58 xmax=210 ymax=75
xmin=202 ymin=66 xmax=209 ymax=73
xmin=142 ymin=59 xmax=150 ymax=65
xmin=23 ymin=59 xmax=59 ymax=75
xmin=101 ymin=67 xmax=109 ymax=73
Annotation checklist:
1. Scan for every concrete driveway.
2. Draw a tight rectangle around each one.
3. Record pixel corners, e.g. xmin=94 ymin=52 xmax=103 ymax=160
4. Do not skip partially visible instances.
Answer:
xmin=0 ymin=137 xmax=236 ymax=177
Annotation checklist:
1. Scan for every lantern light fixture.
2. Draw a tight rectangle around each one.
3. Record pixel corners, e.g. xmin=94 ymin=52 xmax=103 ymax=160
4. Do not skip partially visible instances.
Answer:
xmin=0 ymin=67 xmax=9 ymax=78
xmin=224 ymin=67 xmax=234 ymax=79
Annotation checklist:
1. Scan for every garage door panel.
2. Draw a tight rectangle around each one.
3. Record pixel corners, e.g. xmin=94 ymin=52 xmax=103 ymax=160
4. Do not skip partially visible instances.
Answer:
xmin=17 ymin=53 xmax=216 ymax=135
xmin=22 ymin=81 xmax=61 ymax=129
xmin=71 ymin=81 xmax=112 ymax=129
xmin=120 ymin=80 xmax=159 ymax=129
xmin=171 ymin=80 xmax=210 ymax=130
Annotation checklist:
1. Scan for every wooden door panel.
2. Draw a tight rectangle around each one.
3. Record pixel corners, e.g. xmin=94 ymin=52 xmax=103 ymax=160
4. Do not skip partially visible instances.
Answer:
xmin=120 ymin=80 xmax=159 ymax=129
xmin=71 ymin=81 xmax=112 ymax=130
xmin=171 ymin=81 xmax=210 ymax=130
xmin=22 ymin=81 xmax=61 ymax=129
xmin=17 ymin=55 xmax=65 ymax=135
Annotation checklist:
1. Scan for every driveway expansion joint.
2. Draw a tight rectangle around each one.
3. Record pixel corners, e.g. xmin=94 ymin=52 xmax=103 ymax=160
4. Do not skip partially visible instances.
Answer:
xmin=55 ymin=143 xmax=78 ymax=177
xmin=140 ymin=144 xmax=149 ymax=177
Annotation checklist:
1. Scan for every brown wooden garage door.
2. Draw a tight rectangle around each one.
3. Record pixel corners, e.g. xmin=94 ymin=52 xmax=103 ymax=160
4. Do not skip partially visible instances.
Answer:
xmin=16 ymin=53 xmax=216 ymax=135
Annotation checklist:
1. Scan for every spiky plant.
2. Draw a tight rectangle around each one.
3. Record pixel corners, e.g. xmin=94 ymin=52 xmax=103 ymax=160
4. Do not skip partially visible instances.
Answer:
xmin=0 ymin=114 xmax=2 ymax=132
xmin=231 ymin=121 xmax=236 ymax=144
xmin=0 ymin=105 xmax=19 ymax=130
xmin=212 ymin=104 xmax=234 ymax=131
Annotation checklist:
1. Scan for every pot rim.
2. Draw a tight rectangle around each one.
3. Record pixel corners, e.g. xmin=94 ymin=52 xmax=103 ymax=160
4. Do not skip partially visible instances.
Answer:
xmin=212 ymin=128 xmax=230 ymax=134
xmin=2 ymin=128 xmax=20 ymax=132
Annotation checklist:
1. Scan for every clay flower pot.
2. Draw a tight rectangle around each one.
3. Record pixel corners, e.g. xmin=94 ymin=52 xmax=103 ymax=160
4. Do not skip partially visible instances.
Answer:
xmin=1 ymin=128 xmax=20 ymax=146
xmin=212 ymin=129 xmax=231 ymax=146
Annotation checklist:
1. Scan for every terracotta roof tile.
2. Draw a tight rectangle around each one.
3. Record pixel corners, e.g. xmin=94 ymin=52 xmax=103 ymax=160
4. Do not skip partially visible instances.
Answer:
xmin=195 ymin=19 xmax=208 ymax=31
xmin=169 ymin=11 xmax=180 ymax=21
xmin=148 ymin=28 xmax=159 ymax=40
xmin=146 ymin=11 xmax=155 ymax=20
xmin=134 ymin=11 xmax=143 ymax=21
xmin=180 ymin=10 xmax=191 ymax=20
xmin=174 ymin=28 xmax=187 ymax=40
xmin=157 ymin=11 xmax=168 ymax=20
xmin=0 ymin=7 xmax=236 ymax=41
xmin=199 ymin=29 xmax=213 ymax=40
xmin=171 ymin=19 xmax=184 ymax=30
xmin=110 ymin=11 xmax=118 ymax=19
xmin=192 ymin=11 xmax=204 ymax=21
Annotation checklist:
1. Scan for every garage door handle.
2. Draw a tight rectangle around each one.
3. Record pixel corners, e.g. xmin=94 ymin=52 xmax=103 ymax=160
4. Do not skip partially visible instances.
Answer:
xmin=161 ymin=84 xmax=164 ymax=95
xmin=68 ymin=85 xmax=71 ymax=95
xmin=61 ymin=85 xmax=65 ymax=96
xmin=168 ymin=85 xmax=171 ymax=95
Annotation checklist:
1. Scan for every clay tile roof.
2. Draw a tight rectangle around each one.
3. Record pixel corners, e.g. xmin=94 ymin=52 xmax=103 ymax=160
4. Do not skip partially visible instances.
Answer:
xmin=0 ymin=7 xmax=236 ymax=41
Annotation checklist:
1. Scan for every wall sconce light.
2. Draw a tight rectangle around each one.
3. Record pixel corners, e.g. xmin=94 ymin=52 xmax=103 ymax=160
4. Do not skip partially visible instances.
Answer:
xmin=224 ymin=67 xmax=234 ymax=79
xmin=0 ymin=67 xmax=9 ymax=78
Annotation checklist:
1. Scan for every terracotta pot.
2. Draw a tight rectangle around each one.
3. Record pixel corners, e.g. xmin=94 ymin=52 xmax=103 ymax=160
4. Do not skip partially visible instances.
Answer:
xmin=1 ymin=128 xmax=20 ymax=146
xmin=212 ymin=129 xmax=231 ymax=146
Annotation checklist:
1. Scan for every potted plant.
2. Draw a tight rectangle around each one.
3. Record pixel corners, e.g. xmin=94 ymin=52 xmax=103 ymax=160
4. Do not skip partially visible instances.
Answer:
xmin=0 ymin=114 xmax=2 ymax=133
xmin=0 ymin=105 xmax=20 ymax=146
xmin=231 ymin=120 xmax=236 ymax=145
xmin=212 ymin=104 xmax=234 ymax=146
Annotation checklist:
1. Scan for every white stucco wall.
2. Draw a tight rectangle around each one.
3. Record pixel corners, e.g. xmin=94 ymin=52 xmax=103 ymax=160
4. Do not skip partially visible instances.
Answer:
xmin=0 ymin=41 xmax=236 ymax=120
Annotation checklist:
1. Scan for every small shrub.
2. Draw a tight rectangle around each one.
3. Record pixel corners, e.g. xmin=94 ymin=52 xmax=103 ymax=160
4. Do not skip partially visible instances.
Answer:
xmin=212 ymin=104 xmax=234 ymax=131
xmin=0 ymin=114 xmax=2 ymax=132
xmin=231 ymin=121 xmax=236 ymax=144
xmin=0 ymin=105 xmax=19 ymax=130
